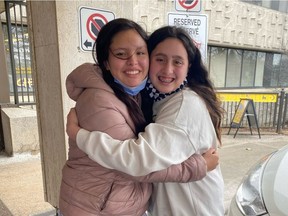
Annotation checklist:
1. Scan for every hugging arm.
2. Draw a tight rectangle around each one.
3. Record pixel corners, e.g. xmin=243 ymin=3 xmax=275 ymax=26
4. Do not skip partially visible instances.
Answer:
xmin=134 ymin=147 xmax=219 ymax=182
xmin=76 ymin=125 xmax=194 ymax=176
xmin=66 ymin=106 xmax=219 ymax=177
xmin=67 ymin=108 xmax=195 ymax=176
xmin=76 ymin=129 xmax=220 ymax=182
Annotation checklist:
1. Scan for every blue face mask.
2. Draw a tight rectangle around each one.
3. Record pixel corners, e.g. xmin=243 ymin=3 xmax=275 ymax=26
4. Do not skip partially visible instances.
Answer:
xmin=114 ymin=77 xmax=148 ymax=96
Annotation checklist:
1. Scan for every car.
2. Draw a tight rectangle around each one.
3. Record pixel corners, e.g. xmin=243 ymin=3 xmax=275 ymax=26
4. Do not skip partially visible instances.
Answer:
xmin=228 ymin=144 xmax=288 ymax=216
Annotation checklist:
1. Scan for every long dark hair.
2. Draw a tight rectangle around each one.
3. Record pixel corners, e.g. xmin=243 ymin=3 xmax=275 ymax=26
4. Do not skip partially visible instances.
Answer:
xmin=92 ymin=18 xmax=149 ymax=134
xmin=148 ymin=26 xmax=224 ymax=143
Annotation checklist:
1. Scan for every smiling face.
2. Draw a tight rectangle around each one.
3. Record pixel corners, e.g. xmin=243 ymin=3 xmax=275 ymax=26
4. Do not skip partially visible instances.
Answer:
xmin=105 ymin=29 xmax=149 ymax=87
xmin=149 ymin=38 xmax=189 ymax=93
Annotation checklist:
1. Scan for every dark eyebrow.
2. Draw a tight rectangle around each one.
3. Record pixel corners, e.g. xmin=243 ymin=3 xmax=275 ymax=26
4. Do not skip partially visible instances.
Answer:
xmin=111 ymin=45 xmax=146 ymax=51
xmin=173 ymin=56 xmax=185 ymax=60
xmin=153 ymin=53 xmax=184 ymax=60
xmin=110 ymin=48 xmax=127 ymax=52
xmin=153 ymin=53 xmax=166 ymax=57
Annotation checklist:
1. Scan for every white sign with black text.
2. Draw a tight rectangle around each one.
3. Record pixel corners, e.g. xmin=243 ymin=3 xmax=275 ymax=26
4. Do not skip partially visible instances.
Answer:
xmin=168 ymin=13 xmax=208 ymax=60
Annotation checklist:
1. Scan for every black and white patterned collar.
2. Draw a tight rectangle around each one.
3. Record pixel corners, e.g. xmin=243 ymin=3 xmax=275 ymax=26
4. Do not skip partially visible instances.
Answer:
xmin=145 ymin=79 xmax=187 ymax=102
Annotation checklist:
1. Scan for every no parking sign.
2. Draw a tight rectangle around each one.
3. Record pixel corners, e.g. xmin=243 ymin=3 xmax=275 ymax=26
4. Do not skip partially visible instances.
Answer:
xmin=79 ymin=7 xmax=115 ymax=52
xmin=175 ymin=0 xmax=201 ymax=12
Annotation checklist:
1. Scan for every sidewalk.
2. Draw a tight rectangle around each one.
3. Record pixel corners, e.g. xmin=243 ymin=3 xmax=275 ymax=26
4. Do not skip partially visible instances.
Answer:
xmin=0 ymin=131 xmax=287 ymax=216
xmin=0 ymin=153 xmax=55 ymax=216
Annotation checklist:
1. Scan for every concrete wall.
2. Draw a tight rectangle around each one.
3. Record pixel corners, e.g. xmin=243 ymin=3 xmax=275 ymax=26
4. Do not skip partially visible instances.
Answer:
xmin=26 ymin=0 xmax=288 ymax=208
xmin=204 ymin=0 xmax=288 ymax=52
xmin=55 ymin=0 xmax=288 ymax=53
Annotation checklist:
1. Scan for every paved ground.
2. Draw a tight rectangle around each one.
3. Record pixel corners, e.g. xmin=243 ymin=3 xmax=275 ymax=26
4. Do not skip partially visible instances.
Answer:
xmin=0 ymin=153 xmax=55 ymax=216
xmin=0 ymin=129 xmax=287 ymax=216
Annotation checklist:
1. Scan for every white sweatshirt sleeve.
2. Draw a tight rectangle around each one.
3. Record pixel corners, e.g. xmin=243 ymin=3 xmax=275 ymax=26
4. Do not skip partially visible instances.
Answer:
xmin=77 ymin=122 xmax=196 ymax=176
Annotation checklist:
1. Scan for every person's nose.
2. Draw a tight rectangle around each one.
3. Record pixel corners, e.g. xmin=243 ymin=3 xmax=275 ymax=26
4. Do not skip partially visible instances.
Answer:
xmin=162 ymin=62 xmax=173 ymax=74
xmin=126 ymin=53 xmax=138 ymax=65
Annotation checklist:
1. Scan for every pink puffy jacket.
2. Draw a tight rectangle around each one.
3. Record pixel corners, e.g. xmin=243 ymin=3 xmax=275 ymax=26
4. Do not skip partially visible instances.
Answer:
xmin=59 ymin=63 xmax=206 ymax=216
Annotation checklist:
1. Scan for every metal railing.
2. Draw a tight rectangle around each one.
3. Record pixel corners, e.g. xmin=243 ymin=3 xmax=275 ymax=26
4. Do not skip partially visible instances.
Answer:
xmin=4 ymin=0 xmax=35 ymax=105
xmin=220 ymin=90 xmax=288 ymax=133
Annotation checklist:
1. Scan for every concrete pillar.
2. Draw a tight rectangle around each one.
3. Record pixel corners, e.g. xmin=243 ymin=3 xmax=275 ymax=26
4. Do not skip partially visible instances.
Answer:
xmin=27 ymin=1 xmax=67 ymax=207
xmin=0 ymin=20 xmax=11 ymax=151
xmin=0 ymin=22 xmax=10 ymax=103
xmin=26 ymin=0 xmax=97 ymax=207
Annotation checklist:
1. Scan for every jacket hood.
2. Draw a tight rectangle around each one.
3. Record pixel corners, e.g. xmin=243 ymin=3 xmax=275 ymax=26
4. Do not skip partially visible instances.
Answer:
xmin=66 ymin=63 xmax=112 ymax=101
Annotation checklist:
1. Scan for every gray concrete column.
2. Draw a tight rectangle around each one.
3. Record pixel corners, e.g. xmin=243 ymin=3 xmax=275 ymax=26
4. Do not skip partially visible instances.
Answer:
xmin=27 ymin=1 xmax=67 ymax=208
xmin=0 ymin=22 xmax=10 ymax=103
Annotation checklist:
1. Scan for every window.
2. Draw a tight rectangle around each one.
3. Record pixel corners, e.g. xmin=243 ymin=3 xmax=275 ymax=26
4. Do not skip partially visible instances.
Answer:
xmin=279 ymin=54 xmax=288 ymax=87
xmin=241 ymin=50 xmax=256 ymax=87
xmin=226 ymin=49 xmax=242 ymax=87
xmin=209 ymin=47 xmax=226 ymax=88
xmin=279 ymin=1 xmax=288 ymax=13
xmin=254 ymin=52 xmax=266 ymax=87
xmin=241 ymin=0 xmax=288 ymax=13
xmin=2 ymin=23 xmax=32 ymax=93
xmin=263 ymin=53 xmax=281 ymax=87
xmin=208 ymin=46 xmax=288 ymax=88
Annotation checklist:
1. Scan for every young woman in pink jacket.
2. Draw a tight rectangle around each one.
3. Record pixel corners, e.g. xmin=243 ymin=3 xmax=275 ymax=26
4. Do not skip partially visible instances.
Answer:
xmin=59 ymin=19 xmax=218 ymax=216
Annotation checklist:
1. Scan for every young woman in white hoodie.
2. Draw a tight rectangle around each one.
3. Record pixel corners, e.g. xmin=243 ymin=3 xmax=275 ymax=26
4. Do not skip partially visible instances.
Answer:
xmin=67 ymin=26 xmax=224 ymax=216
